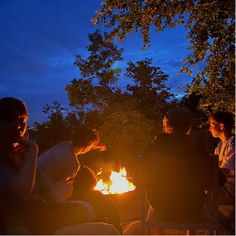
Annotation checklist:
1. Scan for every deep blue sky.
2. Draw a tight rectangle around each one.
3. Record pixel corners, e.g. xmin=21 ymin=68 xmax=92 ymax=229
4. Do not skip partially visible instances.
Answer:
xmin=0 ymin=0 xmax=192 ymax=125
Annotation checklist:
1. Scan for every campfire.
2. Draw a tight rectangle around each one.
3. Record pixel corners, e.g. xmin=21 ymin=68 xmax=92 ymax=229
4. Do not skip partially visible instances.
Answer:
xmin=94 ymin=167 xmax=136 ymax=195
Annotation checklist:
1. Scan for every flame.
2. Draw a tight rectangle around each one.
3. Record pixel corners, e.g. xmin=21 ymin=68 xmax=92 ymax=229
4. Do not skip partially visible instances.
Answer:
xmin=95 ymin=167 xmax=136 ymax=195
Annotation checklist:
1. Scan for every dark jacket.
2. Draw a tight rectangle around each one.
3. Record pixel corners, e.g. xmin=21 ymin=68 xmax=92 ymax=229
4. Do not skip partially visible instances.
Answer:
xmin=140 ymin=133 xmax=210 ymax=221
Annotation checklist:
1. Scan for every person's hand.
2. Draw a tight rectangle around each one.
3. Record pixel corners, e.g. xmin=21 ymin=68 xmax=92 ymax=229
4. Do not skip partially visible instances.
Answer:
xmin=15 ymin=136 xmax=39 ymax=160
xmin=92 ymin=143 xmax=107 ymax=151
xmin=91 ymin=130 xmax=107 ymax=151
xmin=9 ymin=135 xmax=38 ymax=199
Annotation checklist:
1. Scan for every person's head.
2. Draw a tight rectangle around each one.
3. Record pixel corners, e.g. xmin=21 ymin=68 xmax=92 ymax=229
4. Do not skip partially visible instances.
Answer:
xmin=162 ymin=108 xmax=191 ymax=134
xmin=0 ymin=97 xmax=28 ymax=144
xmin=71 ymin=127 xmax=106 ymax=155
xmin=209 ymin=111 xmax=234 ymax=138
xmin=72 ymin=165 xmax=98 ymax=197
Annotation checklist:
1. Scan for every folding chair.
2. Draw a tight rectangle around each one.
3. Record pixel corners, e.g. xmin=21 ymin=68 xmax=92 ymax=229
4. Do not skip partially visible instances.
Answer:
xmin=141 ymin=154 xmax=220 ymax=235
xmin=219 ymin=173 xmax=235 ymax=234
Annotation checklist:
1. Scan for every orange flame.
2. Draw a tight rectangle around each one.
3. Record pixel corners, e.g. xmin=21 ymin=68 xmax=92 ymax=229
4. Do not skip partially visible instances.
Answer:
xmin=95 ymin=167 xmax=136 ymax=195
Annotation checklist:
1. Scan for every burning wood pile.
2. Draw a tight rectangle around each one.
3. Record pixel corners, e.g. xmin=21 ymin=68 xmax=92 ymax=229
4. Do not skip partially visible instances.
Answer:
xmin=95 ymin=167 xmax=136 ymax=195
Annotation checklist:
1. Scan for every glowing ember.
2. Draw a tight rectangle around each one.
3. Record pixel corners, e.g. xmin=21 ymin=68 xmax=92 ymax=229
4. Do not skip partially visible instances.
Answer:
xmin=95 ymin=167 xmax=136 ymax=195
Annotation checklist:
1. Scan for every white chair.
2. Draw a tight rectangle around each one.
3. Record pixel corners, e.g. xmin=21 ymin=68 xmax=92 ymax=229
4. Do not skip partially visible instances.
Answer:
xmin=141 ymin=154 xmax=220 ymax=235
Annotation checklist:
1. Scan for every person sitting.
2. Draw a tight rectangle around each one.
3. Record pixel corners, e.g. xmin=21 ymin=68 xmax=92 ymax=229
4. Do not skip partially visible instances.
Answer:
xmin=0 ymin=97 xmax=111 ymax=235
xmin=0 ymin=97 xmax=38 ymax=233
xmin=209 ymin=111 xmax=235 ymax=233
xmin=36 ymin=127 xmax=106 ymax=200
xmin=70 ymin=165 xmax=122 ymax=233
xmin=124 ymin=108 xmax=210 ymax=235
xmin=145 ymin=108 xmax=208 ymax=217
xmin=208 ymin=111 xmax=235 ymax=177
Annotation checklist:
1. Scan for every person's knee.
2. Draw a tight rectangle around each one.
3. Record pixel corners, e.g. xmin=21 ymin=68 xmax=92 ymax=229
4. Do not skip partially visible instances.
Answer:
xmin=123 ymin=220 xmax=142 ymax=235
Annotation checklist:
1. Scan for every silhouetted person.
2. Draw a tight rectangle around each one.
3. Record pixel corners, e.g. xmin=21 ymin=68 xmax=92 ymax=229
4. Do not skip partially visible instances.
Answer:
xmin=0 ymin=97 xmax=106 ymax=234
xmin=124 ymin=108 xmax=210 ymax=235
xmin=144 ymin=108 xmax=208 ymax=221
xmin=0 ymin=97 xmax=38 ymax=234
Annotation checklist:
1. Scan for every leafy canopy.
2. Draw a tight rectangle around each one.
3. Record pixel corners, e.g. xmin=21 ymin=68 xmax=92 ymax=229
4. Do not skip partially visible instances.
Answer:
xmin=93 ymin=0 xmax=235 ymax=113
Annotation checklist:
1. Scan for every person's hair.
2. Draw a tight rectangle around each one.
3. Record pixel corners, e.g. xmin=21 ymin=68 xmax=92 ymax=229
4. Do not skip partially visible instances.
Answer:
xmin=0 ymin=97 xmax=28 ymax=121
xmin=165 ymin=107 xmax=191 ymax=133
xmin=71 ymin=127 xmax=98 ymax=148
xmin=72 ymin=165 xmax=98 ymax=197
xmin=210 ymin=111 xmax=234 ymax=131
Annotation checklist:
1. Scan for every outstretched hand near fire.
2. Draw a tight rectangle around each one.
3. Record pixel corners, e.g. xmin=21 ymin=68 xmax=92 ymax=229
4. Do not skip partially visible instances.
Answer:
xmin=92 ymin=143 xmax=107 ymax=151
xmin=91 ymin=130 xmax=107 ymax=151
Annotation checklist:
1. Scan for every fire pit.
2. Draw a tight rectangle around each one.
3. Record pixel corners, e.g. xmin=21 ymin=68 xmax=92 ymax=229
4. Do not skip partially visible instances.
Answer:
xmin=94 ymin=167 xmax=140 ymax=223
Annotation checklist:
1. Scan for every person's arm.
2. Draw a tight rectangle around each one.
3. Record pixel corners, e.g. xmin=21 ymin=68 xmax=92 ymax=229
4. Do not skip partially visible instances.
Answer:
xmin=219 ymin=138 xmax=235 ymax=175
xmin=220 ymin=149 xmax=235 ymax=172
xmin=9 ymin=138 xmax=38 ymax=201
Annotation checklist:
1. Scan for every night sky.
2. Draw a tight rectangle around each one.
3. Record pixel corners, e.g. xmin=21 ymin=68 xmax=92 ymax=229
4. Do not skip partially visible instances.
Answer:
xmin=0 ymin=0 xmax=192 ymax=125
